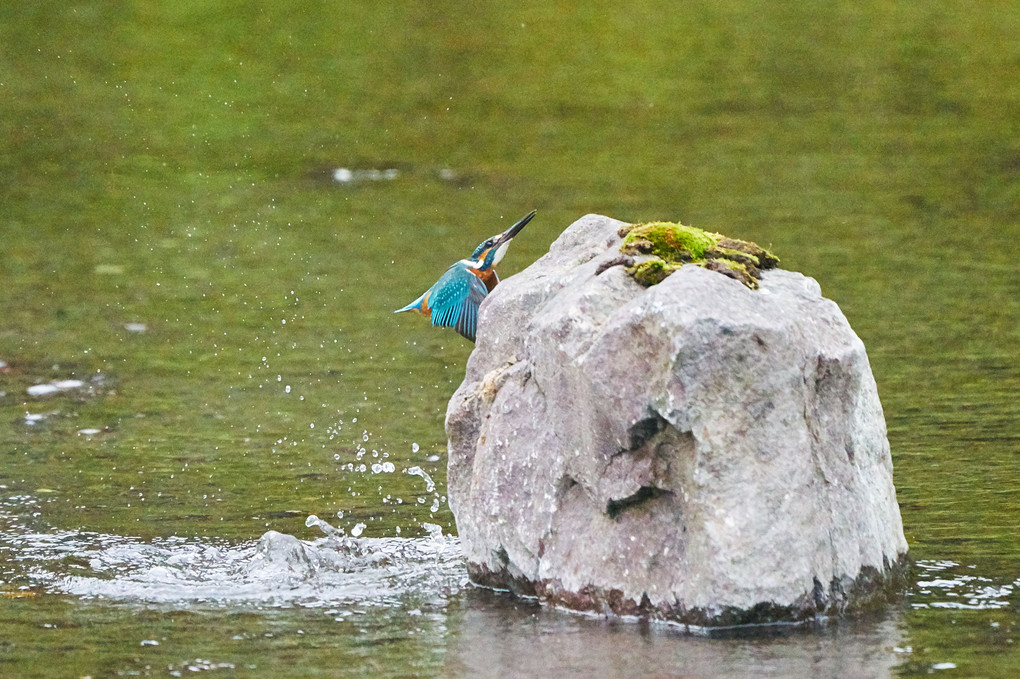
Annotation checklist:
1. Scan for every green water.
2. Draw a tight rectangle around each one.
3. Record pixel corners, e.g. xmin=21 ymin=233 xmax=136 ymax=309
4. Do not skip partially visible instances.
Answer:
xmin=2 ymin=2 xmax=1018 ymax=677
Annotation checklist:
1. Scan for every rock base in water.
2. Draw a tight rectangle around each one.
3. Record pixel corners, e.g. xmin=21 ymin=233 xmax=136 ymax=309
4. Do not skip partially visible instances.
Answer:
xmin=446 ymin=214 xmax=909 ymax=626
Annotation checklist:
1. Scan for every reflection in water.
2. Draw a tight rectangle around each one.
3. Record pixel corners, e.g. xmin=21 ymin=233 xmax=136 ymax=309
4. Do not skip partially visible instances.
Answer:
xmin=444 ymin=590 xmax=906 ymax=679
xmin=26 ymin=379 xmax=85 ymax=397
xmin=331 ymin=167 xmax=400 ymax=185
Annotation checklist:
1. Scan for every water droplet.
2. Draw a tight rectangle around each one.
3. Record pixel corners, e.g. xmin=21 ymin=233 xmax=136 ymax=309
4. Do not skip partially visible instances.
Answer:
xmin=406 ymin=466 xmax=436 ymax=493
xmin=306 ymin=514 xmax=342 ymax=536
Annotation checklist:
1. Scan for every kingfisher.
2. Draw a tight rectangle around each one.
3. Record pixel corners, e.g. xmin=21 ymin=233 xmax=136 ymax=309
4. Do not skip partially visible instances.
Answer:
xmin=394 ymin=209 xmax=536 ymax=342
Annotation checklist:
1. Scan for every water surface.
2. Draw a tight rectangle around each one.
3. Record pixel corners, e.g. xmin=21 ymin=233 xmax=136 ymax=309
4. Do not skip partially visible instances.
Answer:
xmin=1 ymin=2 xmax=1018 ymax=677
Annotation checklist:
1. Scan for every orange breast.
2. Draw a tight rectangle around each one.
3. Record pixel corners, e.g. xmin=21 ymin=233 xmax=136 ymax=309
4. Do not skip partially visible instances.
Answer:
xmin=474 ymin=268 xmax=499 ymax=292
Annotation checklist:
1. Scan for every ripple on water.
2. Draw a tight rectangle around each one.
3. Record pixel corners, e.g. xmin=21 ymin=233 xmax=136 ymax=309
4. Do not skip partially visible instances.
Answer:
xmin=27 ymin=379 xmax=85 ymax=397
xmin=910 ymin=559 xmax=1017 ymax=610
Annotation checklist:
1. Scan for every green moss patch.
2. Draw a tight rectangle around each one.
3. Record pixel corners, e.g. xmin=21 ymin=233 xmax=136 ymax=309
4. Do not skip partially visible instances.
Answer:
xmin=628 ymin=258 xmax=684 ymax=286
xmin=618 ymin=222 xmax=779 ymax=289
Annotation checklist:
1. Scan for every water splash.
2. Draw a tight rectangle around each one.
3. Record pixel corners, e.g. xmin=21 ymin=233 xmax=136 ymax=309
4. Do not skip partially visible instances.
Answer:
xmin=1 ymin=504 xmax=465 ymax=608
xmin=421 ymin=523 xmax=444 ymax=539
xmin=406 ymin=466 xmax=436 ymax=493
xmin=305 ymin=514 xmax=343 ymax=537
xmin=405 ymin=466 xmax=445 ymax=515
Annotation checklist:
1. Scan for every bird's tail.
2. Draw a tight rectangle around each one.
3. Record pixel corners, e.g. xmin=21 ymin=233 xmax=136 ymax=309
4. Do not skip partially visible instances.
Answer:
xmin=394 ymin=291 xmax=428 ymax=314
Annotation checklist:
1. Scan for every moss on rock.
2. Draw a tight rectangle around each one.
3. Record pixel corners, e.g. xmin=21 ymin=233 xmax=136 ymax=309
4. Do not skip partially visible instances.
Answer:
xmin=628 ymin=258 xmax=683 ymax=286
xmin=620 ymin=221 xmax=717 ymax=261
xmin=618 ymin=221 xmax=779 ymax=289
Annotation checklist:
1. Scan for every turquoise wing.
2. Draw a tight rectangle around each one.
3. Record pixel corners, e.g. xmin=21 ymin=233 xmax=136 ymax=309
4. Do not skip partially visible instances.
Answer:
xmin=428 ymin=264 xmax=489 ymax=342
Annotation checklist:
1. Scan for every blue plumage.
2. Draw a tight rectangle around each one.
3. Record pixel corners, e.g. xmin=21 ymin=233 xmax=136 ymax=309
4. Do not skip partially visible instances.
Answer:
xmin=394 ymin=210 xmax=535 ymax=342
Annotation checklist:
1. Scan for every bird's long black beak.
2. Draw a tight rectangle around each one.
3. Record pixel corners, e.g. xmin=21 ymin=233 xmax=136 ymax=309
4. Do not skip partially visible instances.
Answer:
xmin=493 ymin=209 xmax=536 ymax=247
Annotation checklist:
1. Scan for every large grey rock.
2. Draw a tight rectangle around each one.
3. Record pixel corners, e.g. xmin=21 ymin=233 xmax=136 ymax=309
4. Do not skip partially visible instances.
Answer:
xmin=446 ymin=214 xmax=909 ymax=626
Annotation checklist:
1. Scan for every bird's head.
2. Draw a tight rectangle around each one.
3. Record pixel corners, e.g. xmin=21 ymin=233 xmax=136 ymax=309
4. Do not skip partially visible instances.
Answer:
xmin=468 ymin=210 xmax=536 ymax=271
